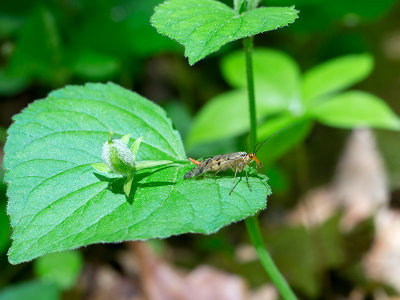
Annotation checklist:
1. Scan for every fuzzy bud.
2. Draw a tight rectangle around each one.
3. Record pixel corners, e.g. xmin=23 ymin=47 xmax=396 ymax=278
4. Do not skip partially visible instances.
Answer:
xmin=102 ymin=139 xmax=135 ymax=175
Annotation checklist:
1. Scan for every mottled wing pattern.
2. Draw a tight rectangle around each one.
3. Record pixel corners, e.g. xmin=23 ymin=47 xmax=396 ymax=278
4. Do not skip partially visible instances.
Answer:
xmin=183 ymin=164 xmax=206 ymax=178
xmin=184 ymin=152 xmax=247 ymax=178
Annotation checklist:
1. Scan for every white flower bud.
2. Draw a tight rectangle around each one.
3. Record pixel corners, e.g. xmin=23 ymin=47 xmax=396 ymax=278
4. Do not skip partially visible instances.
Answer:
xmin=102 ymin=138 xmax=135 ymax=175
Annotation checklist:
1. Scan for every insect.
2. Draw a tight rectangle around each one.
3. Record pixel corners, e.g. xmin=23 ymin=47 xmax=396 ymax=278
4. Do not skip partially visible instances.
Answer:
xmin=184 ymin=124 xmax=295 ymax=195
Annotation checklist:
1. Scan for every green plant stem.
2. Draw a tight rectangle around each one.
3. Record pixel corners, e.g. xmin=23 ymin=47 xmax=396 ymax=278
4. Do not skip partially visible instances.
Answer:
xmin=243 ymin=37 xmax=257 ymax=148
xmin=243 ymin=36 xmax=298 ymax=300
xmin=245 ymin=217 xmax=297 ymax=300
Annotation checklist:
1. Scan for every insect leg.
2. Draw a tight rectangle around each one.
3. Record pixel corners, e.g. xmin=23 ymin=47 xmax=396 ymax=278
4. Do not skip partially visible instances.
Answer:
xmin=188 ymin=158 xmax=201 ymax=165
xmin=245 ymin=167 xmax=252 ymax=192
xmin=229 ymin=175 xmax=242 ymax=195
xmin=229 ymin=168 xmax=240 ymax=195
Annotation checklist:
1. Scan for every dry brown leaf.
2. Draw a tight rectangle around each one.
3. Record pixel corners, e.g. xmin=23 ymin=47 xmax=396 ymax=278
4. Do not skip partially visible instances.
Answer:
xmin=249 ymin=284 xmax=278 ymax=300
xmin=333 ymin=128 xmax=388 ymax=231
xmin=79 ymin=264 xmax=143 ymax=300
xmin=286 ymin=186 xmax=336 ymax=227
xmin=288 ymin=128 xmax=389 ymax=231
xmin=363 ymin=209 xmax=400 ymax=293
xmin=235 ymin=243 xmax=258 ymax=263
xmin=129 ymin=242 xmax=248 ymax=300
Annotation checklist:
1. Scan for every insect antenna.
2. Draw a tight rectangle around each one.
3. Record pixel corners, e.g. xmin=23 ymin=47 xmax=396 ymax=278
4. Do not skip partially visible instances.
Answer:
xmin=253 ymin=122 xmax=297 ymax=154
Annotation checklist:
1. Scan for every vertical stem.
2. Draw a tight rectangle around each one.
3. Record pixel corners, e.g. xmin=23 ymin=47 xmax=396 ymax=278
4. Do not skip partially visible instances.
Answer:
xmin=245 ymin=217 xmax=297 ymax=300
xmin=243 ymin=37 xmax=257 ymax=148
xmin=243 ymin=37 xmax=298 ymax=300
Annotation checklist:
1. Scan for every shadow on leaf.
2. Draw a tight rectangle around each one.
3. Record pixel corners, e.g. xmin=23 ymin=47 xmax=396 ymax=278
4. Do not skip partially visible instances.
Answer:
xmin=93 ymin=165 xmax=179 ymax=204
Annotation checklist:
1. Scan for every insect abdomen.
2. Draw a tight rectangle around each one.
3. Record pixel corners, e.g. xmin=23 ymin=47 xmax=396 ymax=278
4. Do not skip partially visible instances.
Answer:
xmin=184 ymin=166 xmax=205 ymax=178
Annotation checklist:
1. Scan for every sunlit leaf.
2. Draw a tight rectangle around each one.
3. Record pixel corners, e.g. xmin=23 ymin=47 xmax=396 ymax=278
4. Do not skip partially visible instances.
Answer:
xmin=151 ymin=0 xmax=298 ymax=64
xmin=4 ymin=83 xmax=270 ymax=264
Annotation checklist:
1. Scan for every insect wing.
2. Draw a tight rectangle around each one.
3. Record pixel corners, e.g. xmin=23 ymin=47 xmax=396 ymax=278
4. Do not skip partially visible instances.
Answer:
xmin=205 ymin=154 xmax=237 ymax=172
xmin=184 ymin=164 xmax=206 ymax=178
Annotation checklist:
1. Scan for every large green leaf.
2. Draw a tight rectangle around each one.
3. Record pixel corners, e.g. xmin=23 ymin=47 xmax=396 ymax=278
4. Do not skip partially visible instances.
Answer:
xmin=302 ymin=53 xmax=373 ymax=103
xmin=221 ymin=48 xmax=301 ymax=109
xmin=4 ymin=83 xmax=270 ymax=264
xmin=309 ymin=91 xmax=400 ymax=130
xmin=151 ymin=0 xmax=298 ymax=65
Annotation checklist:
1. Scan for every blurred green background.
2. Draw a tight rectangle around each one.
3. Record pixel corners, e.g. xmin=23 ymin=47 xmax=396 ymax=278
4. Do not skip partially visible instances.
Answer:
xmin=1 ymin=0 xmax=400 ymax=299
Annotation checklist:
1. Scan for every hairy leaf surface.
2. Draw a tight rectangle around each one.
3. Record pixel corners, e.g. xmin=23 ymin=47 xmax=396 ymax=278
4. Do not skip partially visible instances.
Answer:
xmin=4 ymin=83 xmax=270 ymax=264
xmin=151 ymin=0 xmax=298 ymax=64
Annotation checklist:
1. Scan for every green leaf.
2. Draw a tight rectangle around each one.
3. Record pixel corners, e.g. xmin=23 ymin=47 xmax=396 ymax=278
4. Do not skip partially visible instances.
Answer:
xmin=309 ymin=91 xmax=400 ymax=130
xmin=69 ymin=50 xmax=121 ymax=81
xmin=257 ymin=115 xmax=312 ymax=165
xmin=120 ymin=134 xmax=131 ymax=145
xmin=124 ymin=173 xmax=134 ymax=197
xmin=34 ymin=251 xmax=83 ymax=290
xmin=221 ymin=48 xmax=301 ymax=110
xmin=151 ymin=0 xmax=299 ymax=65
xmin=186 ymin=87 xmax=287 ymax=147
xmin=187 ymin=47 xmax=303 ymax=147
xmin=187 ymin=90 xmax=248 ymax=147
xmin=0 ymin=70 xmax=28 ymax=96
xmin=0 ymin=15 xmax=22 ymax=39
xmin=163 ymin=101 xmax=192 ymax=140
xmin=130 ymin=136 xmax=143 ymax=158
xmin=4 ymin=83 xmax=270 ymax=264
xmin=302 ymin=53 xmax=373 ymax=103
xmin=234 ymin=0 xmax=248 ymax=13
xmin=0 ymin=280 xmax=60 ymax=300
xmin=91 ymin=163 xmax=111 ymax=173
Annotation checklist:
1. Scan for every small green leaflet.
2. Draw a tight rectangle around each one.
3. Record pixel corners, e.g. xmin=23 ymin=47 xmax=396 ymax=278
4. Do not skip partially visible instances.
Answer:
xmin=302 ymin=54 xmax=374 ymax=104
xmin=309 ymin=91 xmax=400 ymax=129
xmin=151 ymin=0 xmax=299 ymax=65
xmin=34 ymin=251 xmax=83 ymax=290
xmin=4 ymin=83 xmax=270 ymax=264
